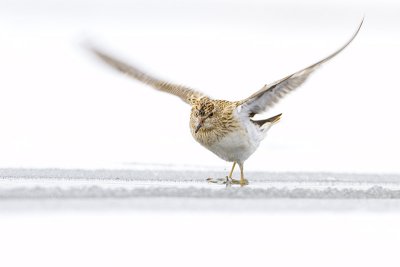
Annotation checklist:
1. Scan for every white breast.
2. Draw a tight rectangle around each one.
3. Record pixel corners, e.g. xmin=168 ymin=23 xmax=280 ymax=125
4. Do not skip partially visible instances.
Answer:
xmin=207 ymin=118 xmax=263 ymax=163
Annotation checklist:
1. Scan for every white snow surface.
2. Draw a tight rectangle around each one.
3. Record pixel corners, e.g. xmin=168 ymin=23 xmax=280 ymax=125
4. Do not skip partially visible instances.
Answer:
xmin=2 ymin=168 xmax=400 ymax=267
xmin=1 ymin=168 xmax=400 ymax=212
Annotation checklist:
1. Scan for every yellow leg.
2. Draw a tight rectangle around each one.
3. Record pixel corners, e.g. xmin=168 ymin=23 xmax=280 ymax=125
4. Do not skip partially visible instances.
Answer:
xmin=238 ymin=162 xmax=249 ymax=186
xmin=228 ymin=162 xmax=236 ymax=178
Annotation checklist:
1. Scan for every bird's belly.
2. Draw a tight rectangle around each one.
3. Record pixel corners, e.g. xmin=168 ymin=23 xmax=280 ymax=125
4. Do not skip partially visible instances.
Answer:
xmin=208 ymin=129 xmax=260 ymax=162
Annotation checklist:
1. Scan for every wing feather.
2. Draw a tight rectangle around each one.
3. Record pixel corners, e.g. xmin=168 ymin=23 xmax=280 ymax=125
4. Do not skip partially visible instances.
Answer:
xmin=237 ymin=18 xmax=364 ymax=115
xmin=90 ymin=47 xmax=205 ymax=104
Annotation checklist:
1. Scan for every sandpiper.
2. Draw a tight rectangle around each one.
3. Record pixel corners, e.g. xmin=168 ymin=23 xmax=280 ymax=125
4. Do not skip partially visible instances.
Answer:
xmin=89 ymin=19 xmax=363 ymax=186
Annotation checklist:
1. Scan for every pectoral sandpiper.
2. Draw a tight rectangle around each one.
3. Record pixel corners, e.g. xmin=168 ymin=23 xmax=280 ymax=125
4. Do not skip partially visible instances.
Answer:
xmin=89 ymin=19 xmax=363 ymax=186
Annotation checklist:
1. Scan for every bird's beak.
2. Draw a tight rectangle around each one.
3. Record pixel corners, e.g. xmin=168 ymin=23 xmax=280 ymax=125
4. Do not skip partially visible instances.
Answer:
xmin=195 ymin=119 xmax=204 ymax=133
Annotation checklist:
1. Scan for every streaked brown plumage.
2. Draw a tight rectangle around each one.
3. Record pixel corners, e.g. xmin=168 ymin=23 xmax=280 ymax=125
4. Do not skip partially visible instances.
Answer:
xmin=88 ymin=18 xmax=363 ymax=186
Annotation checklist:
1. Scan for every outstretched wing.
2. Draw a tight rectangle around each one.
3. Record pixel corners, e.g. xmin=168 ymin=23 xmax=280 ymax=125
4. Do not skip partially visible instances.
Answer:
xmin=237 ymin=18 xmax=364 ymax=116
xmin=90 ymin=47 xmax=206 ymax=104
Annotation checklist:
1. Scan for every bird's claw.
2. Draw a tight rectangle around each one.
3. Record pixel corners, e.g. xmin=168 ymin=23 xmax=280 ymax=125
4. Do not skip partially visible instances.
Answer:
xmin=225 ymin=176 xmax=233 ymax=187
xmin=239 ymin=178 xmax=249 ymax=186
xmin=206 ymin=177 xmax=246 ymax=187
xmin=206 ymin=177 xmax=227 ymax=185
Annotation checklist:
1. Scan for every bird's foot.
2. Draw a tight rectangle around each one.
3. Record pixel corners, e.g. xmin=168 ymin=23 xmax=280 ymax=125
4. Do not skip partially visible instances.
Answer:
xmin=206 ymin=177 xmax=243 ymax=186
xmin=239 ymin=178 xmax=249 ymax=186
xmin=207 ymin=176 xmax=232 ymax=185
xmin=206 ymin=177 xmax=225 ymax=185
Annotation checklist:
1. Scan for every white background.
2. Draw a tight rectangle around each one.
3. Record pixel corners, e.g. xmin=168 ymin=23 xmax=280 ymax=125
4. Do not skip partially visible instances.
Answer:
xmin=1 ymin=2 xmax=400 ymax=266
xmin=0 ymin=0 xmax=399 ymax=173
xmin=0 ymin=212 xmax=399 ymax=267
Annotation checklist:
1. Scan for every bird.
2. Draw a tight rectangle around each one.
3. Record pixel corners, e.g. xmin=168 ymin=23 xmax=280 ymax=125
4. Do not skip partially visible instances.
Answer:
xmin=88 ymin=19 xmax=363 ymax=186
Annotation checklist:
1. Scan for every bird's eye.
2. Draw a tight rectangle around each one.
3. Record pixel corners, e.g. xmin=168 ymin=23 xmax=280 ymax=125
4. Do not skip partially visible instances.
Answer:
xmin=209 ymin=112 xmax=213 ymax=117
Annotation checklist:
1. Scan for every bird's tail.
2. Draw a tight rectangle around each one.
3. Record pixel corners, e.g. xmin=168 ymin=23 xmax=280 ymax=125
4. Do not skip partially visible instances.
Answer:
xmin=251 ymin=113 xmax=282 ymax=127
xmin=251 ymin=113 xmax=282 ymax=136
xmin=264 ymin=113 xmax=282 ymax=125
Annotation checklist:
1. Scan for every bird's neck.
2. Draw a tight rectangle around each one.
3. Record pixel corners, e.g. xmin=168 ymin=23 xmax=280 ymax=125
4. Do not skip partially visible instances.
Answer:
xmin=190 ymin=107 xmax=241 ymax=146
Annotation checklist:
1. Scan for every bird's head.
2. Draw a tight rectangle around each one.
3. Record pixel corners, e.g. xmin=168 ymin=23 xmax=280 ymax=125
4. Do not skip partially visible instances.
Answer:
xmin=190 ymin=97 xmax=217 ymax=133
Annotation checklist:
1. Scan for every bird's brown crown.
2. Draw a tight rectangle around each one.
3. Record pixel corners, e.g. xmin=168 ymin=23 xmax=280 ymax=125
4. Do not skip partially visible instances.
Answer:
xmin=190 ymin=97 xmax=215 ymax=117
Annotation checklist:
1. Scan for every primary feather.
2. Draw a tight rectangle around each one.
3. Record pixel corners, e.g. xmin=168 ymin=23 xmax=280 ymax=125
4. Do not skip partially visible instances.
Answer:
xmin=237 ymin=18 xmax=364 ymax=116
xmin=90 ymin=47 xmax=205 ymax=104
